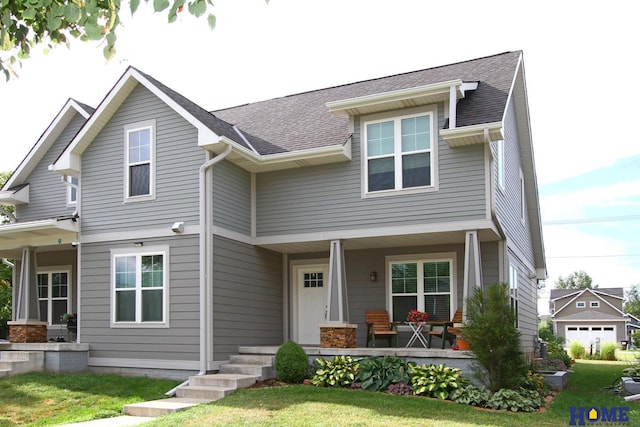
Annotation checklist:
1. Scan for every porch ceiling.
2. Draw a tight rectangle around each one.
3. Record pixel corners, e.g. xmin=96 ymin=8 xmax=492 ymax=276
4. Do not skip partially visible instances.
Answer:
xmin=0 ymin=218 xmax=78 ymax=257
xmin=256 ymin=228 xmax=501 ymax=254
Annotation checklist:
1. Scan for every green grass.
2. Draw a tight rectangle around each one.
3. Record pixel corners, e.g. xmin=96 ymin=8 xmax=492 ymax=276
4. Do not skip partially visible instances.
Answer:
xmin=142 ymin=361 xmax=640 ymax=427
xmin=0 ymin=372 xmax=179 ymax=427
xmin=2 ymin=362 xmax=639 ymax=426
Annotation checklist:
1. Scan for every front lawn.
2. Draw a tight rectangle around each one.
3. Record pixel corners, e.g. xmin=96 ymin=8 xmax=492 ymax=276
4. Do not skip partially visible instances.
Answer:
xmin=143 ymin=361 xmax=640 ymax=427
xmin=0 ymin=372 xmax=179 ymax=427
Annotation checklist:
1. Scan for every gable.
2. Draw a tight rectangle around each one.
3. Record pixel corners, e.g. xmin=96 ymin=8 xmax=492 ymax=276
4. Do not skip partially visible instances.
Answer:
xmin=553 ymin=288 xmax=625 ymax=318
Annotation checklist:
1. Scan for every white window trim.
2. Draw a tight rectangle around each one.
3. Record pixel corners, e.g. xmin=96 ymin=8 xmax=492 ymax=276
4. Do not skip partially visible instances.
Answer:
xmin=110 ymin=245 xmax=169 ymax=328
xmin=496 ymin=139 xmax=505 ymax=192
xmin=124 ymin=120 xmax=156 ymax=203
xmin=66 ymin=176 xmax=79 ymax=207
xmin=519 ymin=169 xmax=525 ymax=225
xmin=509 ymin=263 xmax=519 ymax=328
xmin=385 ymin=252 xmax=457 ymax=323
xmin=576 ymin=301 xmax=586 ymax=308
xmin=361 ymin=105 xmax=438 ymax=198
xmin=37 ymin=265 xmax=72 ymax=326
xmin=590 ymin=301 xmax=600 ymax=308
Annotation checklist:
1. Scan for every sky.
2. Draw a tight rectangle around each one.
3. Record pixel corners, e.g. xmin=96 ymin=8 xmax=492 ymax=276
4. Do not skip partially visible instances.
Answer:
xmin=1 ymin=0 xmax=639 ymax=313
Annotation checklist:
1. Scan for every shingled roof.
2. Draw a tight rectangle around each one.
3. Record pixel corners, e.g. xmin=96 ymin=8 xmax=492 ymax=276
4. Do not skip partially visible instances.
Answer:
xmin=213 ymin=51 xmax=521 ymax=155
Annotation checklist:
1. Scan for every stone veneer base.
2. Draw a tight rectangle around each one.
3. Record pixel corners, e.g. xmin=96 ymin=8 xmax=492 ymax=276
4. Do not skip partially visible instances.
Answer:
xmin=319 ymin=323 xmax=358 ymax=348
xmin=7 ymin=321 xmax=48 ymax=343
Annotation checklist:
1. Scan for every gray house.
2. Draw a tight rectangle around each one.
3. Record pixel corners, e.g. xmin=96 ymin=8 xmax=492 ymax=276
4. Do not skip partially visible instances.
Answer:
xmin=549 ymin=288 xmax=628 ymax=348
xmin=0 ymin=51 xmax=545 ymax=377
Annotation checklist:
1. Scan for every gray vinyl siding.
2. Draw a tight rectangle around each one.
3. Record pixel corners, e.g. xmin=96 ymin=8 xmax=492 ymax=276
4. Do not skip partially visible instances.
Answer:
xmin=80 ymin=235 xmax=200 ymax=362
xmin=256 ymin=103 xmax=487 ymax=236
xmin=211 ymin=237 xmax=283 ymax=360
xmin=508 ymin=251 xmax=538 ymax=353
xmin=16 ymin=114 xmax=86 ymax=222
xmin=495 ymin=99 xmax=534 ymax=262
xmin=212 ymin=162 xmax=251 ymax=234
xmin=80 ymin=84 xmax=204 ymax=235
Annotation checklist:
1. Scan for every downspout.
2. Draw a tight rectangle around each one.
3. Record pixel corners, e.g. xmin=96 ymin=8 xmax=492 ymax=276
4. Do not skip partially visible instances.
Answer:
xmin=166 ymin=143 xmax=232 ymax=398
xmin=198 ymin=144 xmax=232 ymax=375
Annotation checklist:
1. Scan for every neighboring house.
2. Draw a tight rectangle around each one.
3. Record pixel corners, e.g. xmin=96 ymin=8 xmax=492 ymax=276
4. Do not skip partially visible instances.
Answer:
xmin=549 ymin=288 xmax=627 ymax=348
xmin=0 ymin=51 xmax=545 ymax=377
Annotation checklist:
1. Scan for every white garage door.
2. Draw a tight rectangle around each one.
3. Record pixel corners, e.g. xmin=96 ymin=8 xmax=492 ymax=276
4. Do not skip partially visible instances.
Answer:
xmin=565 ymin=325 xmax=616 ymax=345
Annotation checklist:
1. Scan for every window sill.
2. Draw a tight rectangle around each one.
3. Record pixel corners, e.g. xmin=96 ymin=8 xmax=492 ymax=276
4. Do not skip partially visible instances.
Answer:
xmin=110 ymin=322 xmax=169 ymax=329
xmin=363 ymin=185 xmax=438 ymax=199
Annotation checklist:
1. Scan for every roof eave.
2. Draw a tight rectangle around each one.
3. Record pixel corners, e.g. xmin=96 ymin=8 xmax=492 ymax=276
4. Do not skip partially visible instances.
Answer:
xmin=440 ymin=122 xmax=503 ymax=147
xmin=200 ymin=136 xmax=352 ymax=173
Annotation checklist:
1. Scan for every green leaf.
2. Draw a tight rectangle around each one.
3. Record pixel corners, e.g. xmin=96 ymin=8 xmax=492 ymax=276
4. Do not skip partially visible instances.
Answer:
xmin=206 ymin=12 xmax=215 ymax=29
xmin=65 ymin=4 xmax=81 ymax=22
xmin=22 ymin=8 xmax=37 ymax=20
xmin=154 ymin=0 xmax=170 ymax=12
xmin=130 ymin=0 xmax=140 ymax=14
xmin=84 ymin=21 xmax=103 ymax=40
xmin=188 ymin=0 xmax=206 ymax=17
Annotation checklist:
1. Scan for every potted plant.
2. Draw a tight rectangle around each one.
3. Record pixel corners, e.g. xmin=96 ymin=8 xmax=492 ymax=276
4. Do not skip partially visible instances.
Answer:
xmin=406 ymin=309 xmax=429 ymax=324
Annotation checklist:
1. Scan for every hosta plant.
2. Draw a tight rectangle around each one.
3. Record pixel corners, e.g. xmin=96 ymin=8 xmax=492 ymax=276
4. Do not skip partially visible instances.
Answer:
xmin=450 ymin=384 xmax=491 ymax=406
xmin=357 ymin=356 xmax=415 ymax=391
xmin=410 ymin=363 xmax=469 ymax=400
xmin=311 ymin=356 xmax=359 ymax=387
xmin=485 ymin=388 xmax=543 ymax=412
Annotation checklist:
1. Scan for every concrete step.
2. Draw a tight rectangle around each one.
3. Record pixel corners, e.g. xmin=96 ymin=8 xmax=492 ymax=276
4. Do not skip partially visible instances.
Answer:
xmin=189 ymin=373 xmax=259 ymax=389
xmin=123 ymin=397 xmax=211 ymax=417
xmin=0 ymin=369 xmax=9 ymax=378
xmin=219 ymin=363 xmax=274 ymax=379
xmin=176 ymin=385 xmax=233 ymax=400
xmin=229 ymin=354 xmax=275 ymax=366
xmin=0 ymin=351 xmax=44 ymax=376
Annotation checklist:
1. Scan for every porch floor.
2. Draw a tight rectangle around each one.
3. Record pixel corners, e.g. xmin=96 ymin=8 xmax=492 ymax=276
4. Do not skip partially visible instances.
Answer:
xmin=239 ymin=345 xmax=474 ymax=360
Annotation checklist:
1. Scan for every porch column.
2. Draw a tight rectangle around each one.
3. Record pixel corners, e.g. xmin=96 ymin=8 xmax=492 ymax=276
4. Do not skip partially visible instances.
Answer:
xmin=9 ymin=247 xmax=47 ymax=343
xmin=462 ymin=231 xmax=482 ymax=320
xmin=321 ymin=240 xmax=356 ymax=348
xmin=326 ymin=240 xmax=348 ymax=322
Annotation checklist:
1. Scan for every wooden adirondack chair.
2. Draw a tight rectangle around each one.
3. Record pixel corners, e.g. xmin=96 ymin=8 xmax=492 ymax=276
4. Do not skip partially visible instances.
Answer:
xmin=427 ymin=308 xmax=463 ymax=348
xmin=365 ymin=310 xmax=399 ymax=347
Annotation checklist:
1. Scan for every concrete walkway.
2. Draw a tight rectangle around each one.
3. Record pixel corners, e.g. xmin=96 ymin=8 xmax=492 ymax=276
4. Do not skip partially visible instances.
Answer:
xmin=56 ymin=416 xmax=153 ymax=427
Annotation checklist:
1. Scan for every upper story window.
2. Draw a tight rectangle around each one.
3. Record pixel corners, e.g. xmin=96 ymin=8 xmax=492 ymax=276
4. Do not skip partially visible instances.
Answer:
xmin=111 ymin=246 xmax=169 ymax=327
xmin=67 ymin=176 xmax=79 ymax=206
xmin=496 ymin=139 xmax=505 ymax=190
xmin=576 ymin=301 xmax=586 ymax=308
xmin=590 ymin=301 xmax=600 ymax=308
xmin=363 ymin=110 xmax=435 ymax=195
xmin=125 ymin=120 xmax=156 ymax=201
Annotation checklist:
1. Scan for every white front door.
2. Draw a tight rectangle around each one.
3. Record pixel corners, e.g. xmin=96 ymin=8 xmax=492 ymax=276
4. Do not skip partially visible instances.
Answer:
xmin=296 ymin=264 xmax=328 ymax=345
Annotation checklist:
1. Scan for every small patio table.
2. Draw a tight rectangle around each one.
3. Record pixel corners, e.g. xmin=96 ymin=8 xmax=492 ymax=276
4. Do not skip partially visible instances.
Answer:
xmin=405 ymin=322 xmax=429 ymax=348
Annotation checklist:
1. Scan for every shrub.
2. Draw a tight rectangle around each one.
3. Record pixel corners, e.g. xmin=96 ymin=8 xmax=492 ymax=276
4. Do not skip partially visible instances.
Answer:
xmin=485 ymin=388 xmax=543 ymax=412
xmin=450 ymin=384 xmax=491 ymax=406
xmin=546 ymin=341 xmax=573 ymax=367
xmin=274 ymin=340 xmax=309 ymax=384
xmin=410 ymin=363 xmax=468 ymax=400
xmin=311 ymin=356 xmax=359 ymax=387
xmin=569 ymin=341 xmax=585 ymax=360
xmin=463 ymin=283 xmax=528 ymax=392
xmin=600 ymin=342 xmax=617 ymax=361
xmin=538 ymin=318 xmax=564 ymax=345
xmin=357 ymin=356 xmax=415 ymax=391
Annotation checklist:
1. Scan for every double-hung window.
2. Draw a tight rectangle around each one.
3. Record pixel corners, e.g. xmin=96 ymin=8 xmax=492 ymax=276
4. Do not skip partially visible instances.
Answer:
xmin=364 ymin=111 xmax=434 ymax=194
xmin=66 ymin=176 xmax=79 ymax=206
xmin=111 ymin=246 xmax=168 ymax=326
xmin=387 ymin=254 xmax=454 ymax=322
xmin=509 ymin=264 xmax=519 ymax=328
xmin=37 ymin=269 xmax=70 ymax=325
xmin=125 ymin=120 xmax=155 ymax=201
